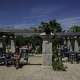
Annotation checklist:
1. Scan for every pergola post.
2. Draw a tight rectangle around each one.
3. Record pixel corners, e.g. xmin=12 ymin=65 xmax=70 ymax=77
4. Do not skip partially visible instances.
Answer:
xmin=40 ymin=32 xmax=53 ymax=66
xmin=74 ymin=36 xmax=79 ymax=52
xmin=64 ymin=37 xmax=67 ymax=45
xmin=10 ymin=36 xmax=15 ymax=53
xmin=67 ymin=37 xmax=73 ymax=52
xmin=0 ymin=39 xmax=3 ymax=48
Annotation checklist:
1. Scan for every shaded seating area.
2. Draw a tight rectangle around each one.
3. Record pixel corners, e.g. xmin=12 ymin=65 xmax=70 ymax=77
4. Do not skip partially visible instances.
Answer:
xmin=59 ymin=34 xmax=80 ymax=64
xmin=61 ymin=47 xmax=80 ymax=64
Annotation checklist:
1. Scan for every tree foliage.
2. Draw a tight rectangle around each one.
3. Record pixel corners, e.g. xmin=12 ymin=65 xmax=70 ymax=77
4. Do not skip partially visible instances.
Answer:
xmin=15 ymin=35 xmax=42 ymax=50
xmin=30 ymin=35 xmax=42 ymax=46
xmin=15 ymin=36 xmax=25 ymax=46
xmin=52 ymin=35 xmax=66 ymax=71
xmin=39 ymin=20 xmax=62 ymax=34
xmin=69 ymin=25 xmax=80 ymax=32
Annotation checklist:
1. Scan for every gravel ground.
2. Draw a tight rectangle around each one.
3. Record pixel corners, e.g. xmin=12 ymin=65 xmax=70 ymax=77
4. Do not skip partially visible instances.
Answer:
xmin=0 ymin=55 xmax=80 ymax=80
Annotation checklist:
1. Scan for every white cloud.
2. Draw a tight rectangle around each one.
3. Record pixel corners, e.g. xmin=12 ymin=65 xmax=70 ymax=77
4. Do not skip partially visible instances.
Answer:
xmin=0 ymin=23 xmax=36 ymax=29
xmin=1 ymin=17 xmax=80 ymax=30
xmin=58 ymin=17 xmax=80 ymax=30
xmin=13 ymin=24 xmax=36 ymax=29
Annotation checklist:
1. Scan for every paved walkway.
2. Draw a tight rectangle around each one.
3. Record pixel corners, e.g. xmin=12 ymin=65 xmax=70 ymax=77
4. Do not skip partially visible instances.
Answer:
xmin=0 ymin=55 xmax=80 ymax=80
xmin=0 ymin=63 xmax=80 ymax=80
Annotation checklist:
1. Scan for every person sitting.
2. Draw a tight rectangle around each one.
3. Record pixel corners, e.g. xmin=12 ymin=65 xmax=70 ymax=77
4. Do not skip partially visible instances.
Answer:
xmin=14 ymin=46 xmax=20 ymax=69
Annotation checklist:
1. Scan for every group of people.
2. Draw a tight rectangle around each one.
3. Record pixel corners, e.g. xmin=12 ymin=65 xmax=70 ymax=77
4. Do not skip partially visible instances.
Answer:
xmin=2 ymin=46 xmax=21 ymax=69
xmin=0 ymin=44 xmax=34 ymax=69
xmin=0 ymin=46 xmax=24 ymax=69
xmin=11 ymin=45 xmax=32 ymax=69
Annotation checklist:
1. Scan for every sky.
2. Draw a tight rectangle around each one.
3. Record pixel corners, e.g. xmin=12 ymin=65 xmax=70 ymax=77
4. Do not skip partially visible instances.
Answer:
xmin=0 ymin=0 xmax=80 ymax=30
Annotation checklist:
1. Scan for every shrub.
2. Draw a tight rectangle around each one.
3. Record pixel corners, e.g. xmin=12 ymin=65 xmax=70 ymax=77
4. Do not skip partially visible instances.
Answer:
xmin=52 ymin=35 xmax=66 ymax=71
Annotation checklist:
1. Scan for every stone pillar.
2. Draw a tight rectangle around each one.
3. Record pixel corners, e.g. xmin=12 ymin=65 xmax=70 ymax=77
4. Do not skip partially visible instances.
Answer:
xmin=10 ymin=36 xmax=15 ymax=53
xmin=0 ymin=42 xmax=3 ymax=48
xmin=40 ymin=32 xmax=54 ymax=66
xmin=2 ymin=35 xmax=6 ymax=52
xmin=74 ymin=36 xmax=79 ymax=52
xmin=64 ymin=38 xmax=67 ymax=45
xmin=67 ymin=37 xmax=72 ymax=52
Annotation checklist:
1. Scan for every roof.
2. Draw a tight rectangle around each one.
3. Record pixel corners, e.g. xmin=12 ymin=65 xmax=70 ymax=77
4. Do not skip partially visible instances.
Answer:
xmin=0 ymin=28 xmax=80 ymax=37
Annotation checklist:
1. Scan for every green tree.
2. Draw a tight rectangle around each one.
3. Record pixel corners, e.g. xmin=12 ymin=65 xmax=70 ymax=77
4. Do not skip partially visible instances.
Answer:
xmin=49 ymin=20 xmax=62 ymax=32
xmin=69 ymin=25 xmax=80 ymax=32
xmin=15 ymin=36 xmax=25 ymax=46
xmin=39 ymin=22 xmax=50 ymax=34
xmin=31 ymin=35 xmax=42 ymax=46
xmin=30 ymin=35 xmax=42 ymax=53
xmin=39 ymin=20 xmax=62 ymax=34
xmin=52 ymin=35 xmax=66 ymax=71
